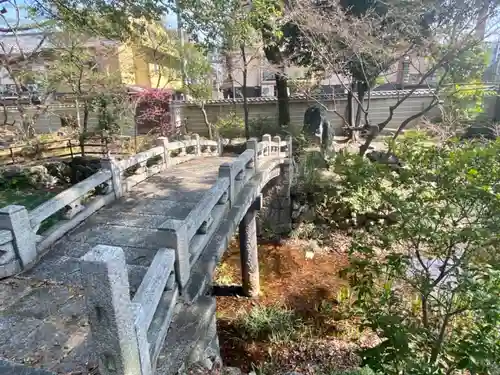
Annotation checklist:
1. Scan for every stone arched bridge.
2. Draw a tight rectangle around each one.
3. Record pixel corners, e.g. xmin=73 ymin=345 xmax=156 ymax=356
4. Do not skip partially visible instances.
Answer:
xmin=0 ymin=134 xmax=292 ymax=375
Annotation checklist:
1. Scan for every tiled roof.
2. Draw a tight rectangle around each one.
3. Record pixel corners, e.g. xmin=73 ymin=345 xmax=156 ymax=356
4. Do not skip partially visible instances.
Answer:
xmin=175 ymin=89 xmax=435 ymax=105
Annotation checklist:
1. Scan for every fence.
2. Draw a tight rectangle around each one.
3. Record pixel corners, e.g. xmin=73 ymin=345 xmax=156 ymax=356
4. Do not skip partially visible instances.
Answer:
xmin=175 ymin=90 xmax=438 ymax=137
xmin=0 ymin=136 xmax=138 ymax=166
xmin=0 ymin=134 xmax=221 ymax=279
xmin=79 ymin=134 xmax=291 ymax=375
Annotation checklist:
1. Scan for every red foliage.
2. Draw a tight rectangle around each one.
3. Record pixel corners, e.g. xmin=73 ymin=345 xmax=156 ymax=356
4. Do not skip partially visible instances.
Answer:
xmin=135 ymin=88 xmax=174 ymax=136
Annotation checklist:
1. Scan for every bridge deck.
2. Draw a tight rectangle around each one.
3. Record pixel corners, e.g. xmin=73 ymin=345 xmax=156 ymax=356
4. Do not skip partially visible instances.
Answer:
xmin=0 ymin=156 xmax=235 ymax=374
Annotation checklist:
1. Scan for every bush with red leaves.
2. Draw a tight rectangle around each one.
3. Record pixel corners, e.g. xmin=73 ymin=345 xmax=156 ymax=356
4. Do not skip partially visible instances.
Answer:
xmin=135 ymin=88 xmax=175 ymax=136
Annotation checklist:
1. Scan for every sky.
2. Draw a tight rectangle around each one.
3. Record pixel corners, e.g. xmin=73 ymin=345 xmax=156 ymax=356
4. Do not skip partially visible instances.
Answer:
xmin=163 ymin=13 xmax=178 ymax=29
xmin=2 ymin=0 xmax=179 ymax=32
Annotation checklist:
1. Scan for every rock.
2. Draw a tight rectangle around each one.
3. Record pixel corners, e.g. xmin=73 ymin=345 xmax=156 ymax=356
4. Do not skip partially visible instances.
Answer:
xmin=25 ymin=165 xmax=58 ymax=188
xmin=45 ymin=161 xmax=73 ymax=184
xmin=461 ymin=124 xmax=496 ymax=140
xmin=304 ymin=239 xmax=321 ymax=259
xmin=1 ymin=165 xmax=23 ymax=178
xmin=66 ymin=156 xmax=101 ymax=184
xmin=366 ymin=151 xmax=403 ymax=171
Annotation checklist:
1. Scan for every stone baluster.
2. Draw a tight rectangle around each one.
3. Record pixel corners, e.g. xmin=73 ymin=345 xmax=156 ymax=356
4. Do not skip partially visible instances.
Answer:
xmin=286 ymin=135 xmax=293 ymax=159
xmin=272 ymin=136 xmax=281 ymax=157
xmin=262 ymin=134 xmax=271 ymax=156
xmin=62 ymin=198 xmax=84 ymax=220
xmin=180 ymin=136 xmax=188 ymax=156
xmin=80 ymin=245 xmax=143 ymax=375
xmin=101 ymin=154 xmax=123 ymax=199
xmin=217 ymin=137 xmax=224 ymax=156
xmin=160 ymin=220 xmax=190 ymax=291
xmin=155 ymin=137 xmax=170 ymax=168
xmin=192 ymin=133 xmax=201 ymax=156
xmin=218 ymin=163 xmax=235 ymax=207
xmin=246 ymin=137 xmax=258 ymax=173
xmin=137 ymin=161 xmax=148 ymax=175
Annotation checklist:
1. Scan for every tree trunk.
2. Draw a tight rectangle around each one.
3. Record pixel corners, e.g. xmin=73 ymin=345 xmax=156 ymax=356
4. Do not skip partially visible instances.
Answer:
xmin=355 ymin=81 xmax=366 ymax=128
xmin=80 ymin=101 xmax=90 ymax=156
xmin=353 ymin=81 xmax=367 ymax=142
xmin=199 ymin=102 xmax=213 ymax=140
xmin=240 ymin=44 xmax=250 ymax=139
xmin=346 ymin=86 xmax=354 ymax=137
xmin=222 ymin=44 xmax=236 ymax=100
xmin=75 ymin=98 xmax=81 ymax=129
xmin=83 ymin=101 xmax=90 ymax=134
xmin=264 ymin=45 xmax=290 ymax=129
xmin=276 ymin=68 xmax=290 ymax=128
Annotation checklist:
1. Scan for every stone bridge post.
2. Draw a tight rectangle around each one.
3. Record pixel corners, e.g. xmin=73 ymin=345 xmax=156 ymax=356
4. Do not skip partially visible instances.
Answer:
xmin=239 ymin=196 xmax=262 ymax=298
xmin=0 ymin=205 xmax=37 ymax=277
xmin=80 ymin=245 xmax=142 ymax=375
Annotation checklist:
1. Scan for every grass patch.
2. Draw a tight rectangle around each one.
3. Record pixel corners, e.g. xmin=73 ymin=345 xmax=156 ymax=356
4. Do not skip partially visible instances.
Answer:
xmin=0 ymin=189 xmax=57 ymax=209
xmin=254 ymin=360 xmax=374 ymax=375
xmin=0 ymin=188 xmax=62 ymax=233
xmin=236 ymin=305 xmax=305 ymax=343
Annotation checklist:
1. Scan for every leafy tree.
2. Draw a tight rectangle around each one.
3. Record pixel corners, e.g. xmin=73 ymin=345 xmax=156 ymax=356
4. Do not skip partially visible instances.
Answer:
xmin=0 ymin=0 xmax=57 ymax=139
xmin=178 ymin=0 xmax=283 ymax=135
xmin=46 ymin=31 xmax=126 ymax=136
xmin=26 ymin=0 xmax=169 ymax=41
xmin=135 ymin=88 xmax=174 ymax=137
xmin=181 ymin=42 xmax=216 ymax=138
xmin=337 ymin=136 xmax=500 ymax=374
xmin=287 ymin=0 xmax=500 ymax=153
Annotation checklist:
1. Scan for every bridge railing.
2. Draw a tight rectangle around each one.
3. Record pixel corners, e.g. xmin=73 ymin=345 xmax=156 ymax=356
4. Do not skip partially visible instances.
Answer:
xmin=78 ymin=134 xmax=292 ymax=375
xmin=0 ymin=134 xmax=221 ymax=279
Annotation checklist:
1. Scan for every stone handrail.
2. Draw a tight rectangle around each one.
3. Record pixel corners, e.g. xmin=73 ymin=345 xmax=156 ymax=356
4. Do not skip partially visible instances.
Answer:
xmin=78 ymin=134 xmax=292 ymax=375
xmin=29 ymin=170 xmax=113 ymax=230
xmin=0 ymin=133 xmax=221 ymax=279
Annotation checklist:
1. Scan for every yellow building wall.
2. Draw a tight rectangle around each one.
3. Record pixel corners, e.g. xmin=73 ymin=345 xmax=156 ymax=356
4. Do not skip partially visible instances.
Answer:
xmin=117 ymin=45 xmax=138 ymax=85
xmin=114 ymin=22 xmax=185 ymax=89
xmin=132 ymin=46 xmax=182 ymax=89
xmin=132 ymin=46 xmax=152 ymax=87
xmin=148 ymin=57 xmax=182 ymax=89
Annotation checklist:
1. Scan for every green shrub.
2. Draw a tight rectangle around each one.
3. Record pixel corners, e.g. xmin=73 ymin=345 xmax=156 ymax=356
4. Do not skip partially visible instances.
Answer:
xmin=339 ymin=137 xmax=500 ymax=374
xmin=236 ymin=305 xmax=304 ymax=343
xmin=248 ymin=116 xmax=280 ymax=138
xmin=215 ymin=112 xmax=245 ymax=139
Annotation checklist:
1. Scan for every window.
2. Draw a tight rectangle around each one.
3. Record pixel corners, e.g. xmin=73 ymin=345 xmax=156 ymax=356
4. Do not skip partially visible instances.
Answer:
xmin=261 ymin=69 xmax=275 ymax=82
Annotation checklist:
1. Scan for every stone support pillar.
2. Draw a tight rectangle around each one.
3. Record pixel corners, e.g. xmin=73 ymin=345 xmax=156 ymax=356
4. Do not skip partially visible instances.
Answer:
xmin=101 ymin=155 xmax=123 ymax=199
xmin=239 ymin=197 xmax=261 ymax=298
